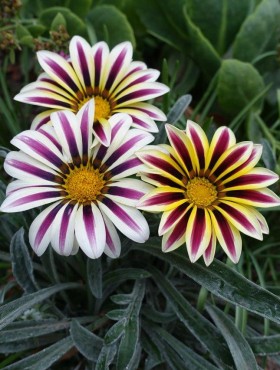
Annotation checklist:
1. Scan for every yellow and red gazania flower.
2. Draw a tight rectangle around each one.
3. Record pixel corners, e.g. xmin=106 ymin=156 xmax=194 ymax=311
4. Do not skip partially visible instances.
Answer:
xmin=14 ymin=36 xmax=169 ymax=146
xmin=137 ymin=121 xmax=280 ymax=265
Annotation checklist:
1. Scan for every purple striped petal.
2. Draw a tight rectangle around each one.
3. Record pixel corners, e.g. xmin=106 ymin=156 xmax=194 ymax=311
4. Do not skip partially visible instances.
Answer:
xmin=106 ymin=179 xmax=153 ymax=206
xmin=98 ymin=197 xmax=149 ymax=243
xmin=159 ymin=203 xmax=189 ymax=236
xmin=109 ymin=157 xmax=144 ymax=180
xmin=51 ymin=203 xmax=78 ymax=255
xmin=206 ymin=126 xmax=236 ymax=170
xmin=75 ymin=204 xmax=106 ymax=258
xmin=29 ymin=201 xmax=64 ymax=256
xmin=210 ymin=209 xmax=242 ymax=263
xmin=37 ymin=50 xmax=82 ymax=97
xmin=76 ymin=98 xmax=94 ymax=157
xmin=162 ymin=211 xmax=190 ymax=252
xmin=186 ymin=120 xmax=209 ymax=172
xmin=31 ymin=110 xmax=53 ymax=130
xmin=224 ymin=168 xmax=279 ymax=190
xmin=140 ymin=171 xmax=182 ymax=188
xmin=225 ymin=188 xmax=280 ymax=207
xmin=102 ymin=212 xmax=121 ymax=258
xmin=11 ymin=130 xmax=64 ymax=170
xmin=138 ymin=187 xmax=186 ymax=212
xmin=14 ymin=89 xmax=73 ymax=110
xmin=70 ymin=36 xmax=95 ymax=91
xmin=92 ymin=41 xmax=109 ymax=88
xmin=93 ymin=118 xmax=111 ymax=147
xmin=186 ymin=207 xmax=211 ymax=262
xmin=0 ymin=186 xmax=63 ymax=212
xmin=203 ymin=232 xmax=216 ymax=266
xmin=125 ymin=102 xmax=167 ymax=121
xmin=4 ymin=151 xmax=58 ymax=183
xmin=51 ymin=110 xmax=82 ymax=162
xmin=37 ymin=124 xmax=62 ymax=151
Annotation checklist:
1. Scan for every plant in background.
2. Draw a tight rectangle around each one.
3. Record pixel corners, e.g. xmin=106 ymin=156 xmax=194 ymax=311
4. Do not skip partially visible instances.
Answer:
xmin=1 ymin=99 xmax=154 ymax=258
xmin=14 ymin=36 xmax=169 ymax=146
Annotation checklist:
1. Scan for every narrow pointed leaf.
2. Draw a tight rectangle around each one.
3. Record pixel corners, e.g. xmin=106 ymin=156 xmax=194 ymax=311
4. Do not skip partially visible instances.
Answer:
xmin=207 ymin=305 xmax=258 ymax=370
xmin=87 ymin=258 xmax=103 ymax=299
xmin=96 ymin=344 xmax=117 ymax=370
xmin=248 ymin=335 xmax=280 ymax=356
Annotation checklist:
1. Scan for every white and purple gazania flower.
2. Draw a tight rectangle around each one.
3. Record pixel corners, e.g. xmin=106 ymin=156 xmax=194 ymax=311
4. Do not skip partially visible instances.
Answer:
xmin=0 ymin=100 xmax=154 ymax=258
xmin=137 ymin=121 xmax=280 ymax=265
xmin=14 ymin=36 xmax=169 ymax=146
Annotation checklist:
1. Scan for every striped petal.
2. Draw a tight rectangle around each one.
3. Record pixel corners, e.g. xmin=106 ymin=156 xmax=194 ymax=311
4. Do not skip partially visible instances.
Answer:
xmin=123 ymin=102 xmax=167 ymax=121
xmin=69 ymin=36 xmax=95 ymax=92
xmin=115 ymin=82 xmax=169 ymax=107
xmin=31 ymin=110 xmax=53 ymax=130
xmin=37 ymin=124 xmax=62 ymax=151
xmin=112 ymin=69 xmax=160 ymax=97
xmin=210 ymin=142 xmax=253 ymax=181
xmin=186 ymin=206 xmax=212 ymax=262
xmin=186 ymin=120 xmax=209 ymax=173
xmin=92 ymin=41 xmax=110 ymax=88
xmin=138 ymin=187 xmax=186 ymax=212
xmin=51 ymin=110 xmax=82 ymax=162
xmin=114 ymin=109 xmax=158 ymax=132
xmin=209 ymin=209 xmax=242 ymax=263
xmin=76 ymin=98 xmax=94 ymax=157
xmin=4 ymin=151 xmax=59 ymax=183
xmin=51 ymin=203 xmax=78 ymax=256
xmin=102 ymin=129 xmax=154 ymax=170
xmin=203 ymin=231 xmax=216 ymax=266
xmin=223 ymin=168 xmax=279 ymax=191
xmin=136 ymin=149 xmax=186 ymax=187
xmin=106 ymin=179 xmax=153 ymax=207
xmin=139 ymin=170 xmax=182 ymax=188
xmin=14 ymin=89 xmax=73 ymax=110
xmin=214 ymin=200 xmax=262 ymax=240
xmin=102 ymin=212 xmax=121 ymax=258
xmin=75 ymin=204 xmax=106 ymax=258
xmin=205 ymin=126 xmax=236 ymax=170
xmin=93 ymin=118 xmax=111 ymax=147
xmin=103 ymin=42 xmax=133 ymax=93
xmin=224 ymin=188 xmax=280 ymax=207
xmin=159 ymin=203 xmax=190 ymax=236
xmin=166 ymin=124 xmax=196 ymax=177
xmin=29 ymin=201 xmax=64 ymax=256
xmin=162 ymin=212 xmax=190 ymax=252
xmin=110 ymin=113 xmax=132 ymax=145
xmin=109 ymin=156 xmax=146 ymax=180
xmin=246 ymin=206 xmax=269 ymax=234
xmin=37 ymin=50 xmax=83 ymax=97
xmin=0 ymin=186 xmax=63 ymax=212
xmin=98 ymin=197 xmax=149 ymax=243
xmin=11 ymin=130 xmax=65 ymax=170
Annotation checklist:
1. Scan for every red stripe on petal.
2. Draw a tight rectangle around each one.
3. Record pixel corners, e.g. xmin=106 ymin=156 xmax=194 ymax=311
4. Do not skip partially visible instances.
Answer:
xmin=214 ymin=211 xmax=236 ymax=260
xmin=209 ymin=128 xmax=231 ymax=169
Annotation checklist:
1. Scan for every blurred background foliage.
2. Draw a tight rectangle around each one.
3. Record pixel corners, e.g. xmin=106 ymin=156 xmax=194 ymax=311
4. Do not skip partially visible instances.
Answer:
xmin=1 ymin=0 xmax=280 ymax=369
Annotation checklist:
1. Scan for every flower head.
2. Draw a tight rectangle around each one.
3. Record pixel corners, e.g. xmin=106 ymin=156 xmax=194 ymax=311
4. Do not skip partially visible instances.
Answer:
xmin=14 ymin=36 xmax=169 ymax=146
xmin=137 ymin=121 xmax=280 ymax=265
xmin=1 ymin=99 xmax=154 ymax=258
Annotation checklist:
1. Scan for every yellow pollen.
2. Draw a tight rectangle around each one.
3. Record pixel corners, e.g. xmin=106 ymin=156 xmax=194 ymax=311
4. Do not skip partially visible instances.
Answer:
xmin=64 ymin=167 xmax=105 ymax=203
xmin=94 ymin=95 xmax=111 ymax=122
xmin=186 ymin=177 xmax=217 ymax=207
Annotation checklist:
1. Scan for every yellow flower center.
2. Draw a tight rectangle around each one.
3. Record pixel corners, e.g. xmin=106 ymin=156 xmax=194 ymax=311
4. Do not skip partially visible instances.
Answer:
xmin=94 ymin=95 xmax=111 ymax=122
xmin=186 ymin=177 xmax=217 ymax=207
xmin=64 ymin=167 xmax=105 ymax=203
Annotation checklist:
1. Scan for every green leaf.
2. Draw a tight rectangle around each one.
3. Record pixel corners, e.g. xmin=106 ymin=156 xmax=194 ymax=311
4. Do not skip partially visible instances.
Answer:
xmin=248 ymin=335 xmax=280 ymax=356
xmin=10 ymin=228 xmax=37 ymax=293
xmin=87 ymin=258 xmax=102 ymax=299
xmin=27 ymin=24 xmax=46 ymax=37
xmin=157 ymin=327 xmax=220 ymax=370
xmin=132 ymin=239 xmax=280 ymax=325
xmin=3 ymin=336 xmax=73 ymax=370
xmin=116 ymin=280 xmax=145 ymax=370
xmin=0 ymin=334 xmax=63 ymax=354
xmin=70 ymin=320 xmax=103 ymax=361
xmin=207 ymin=305 xmax=258 ymax=370
xmin=104 ymin=318 xmax=126 ymax=345
xmin=0 ymin=283 xmax=80 ymax=330
xmin=15 ymin=25 xmax=32 ymax=39
xmin=95 ymin=343 xmax=117 ymax=370
xmin=150 ymin=268 xmax=234 ymax=369
xmin=217 ymin=59 xmax=265 ymax=117
xmin=233 ymin=0 xmax=280 ymax=63
xmin=186 ymin=0 xmax=251 ymax=55
xmin=86 ymin=5 xmax=136 ymax=48
xmin=67 ymin=0 xmax=93 ymax=18
xmin=39 ymin=7 xmax=87 ymax=37
xmin=106 ymin=309 xmax=126 ymax=321
xmin=260 ymin=138 xmax=276 ymax=170
xmin=50 ymin=12 xmax=67 ymax=31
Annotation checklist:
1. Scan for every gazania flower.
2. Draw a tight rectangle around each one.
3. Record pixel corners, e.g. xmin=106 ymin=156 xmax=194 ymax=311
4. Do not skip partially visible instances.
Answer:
xmin=14 ymin=36 xmax=169 ymax=146
xmin=137 ymin=121 xmax=280 ymax=265
xmin=0 ymin=100 xmax=154 ymax=258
